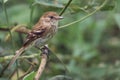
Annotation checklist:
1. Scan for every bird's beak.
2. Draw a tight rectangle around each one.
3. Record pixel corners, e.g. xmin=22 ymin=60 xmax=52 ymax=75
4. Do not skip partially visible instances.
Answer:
xmin=56 ymin=16 xmax=63 ymax=20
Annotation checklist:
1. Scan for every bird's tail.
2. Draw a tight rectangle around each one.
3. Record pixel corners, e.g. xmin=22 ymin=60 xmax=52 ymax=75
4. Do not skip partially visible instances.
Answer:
xmin=8 ymin=47 xmax=25 ymax=69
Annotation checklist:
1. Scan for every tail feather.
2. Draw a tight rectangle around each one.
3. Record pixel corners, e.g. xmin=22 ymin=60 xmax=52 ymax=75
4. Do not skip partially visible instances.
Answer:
xmin=8 ymin=47 xmax=25 ymax=69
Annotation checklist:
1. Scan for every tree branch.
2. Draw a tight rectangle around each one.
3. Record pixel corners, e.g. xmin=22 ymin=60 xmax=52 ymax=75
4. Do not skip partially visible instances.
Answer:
xmin=15 ymin=26 xmax=31 ymax=34
xmin=0 ymin=25 xmax=31 ymax=34
xmin=34 ymin=52 xmax=48 ymax=80
xmin=5 ymin=25 xmax=31 ymax=41
xmin=0 ymin=54 xmax=39 ymax=62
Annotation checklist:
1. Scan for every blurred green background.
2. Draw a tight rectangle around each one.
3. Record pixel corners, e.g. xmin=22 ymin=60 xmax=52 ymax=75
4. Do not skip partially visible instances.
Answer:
xmin=0 ymin=0 xmax=120 ymax=80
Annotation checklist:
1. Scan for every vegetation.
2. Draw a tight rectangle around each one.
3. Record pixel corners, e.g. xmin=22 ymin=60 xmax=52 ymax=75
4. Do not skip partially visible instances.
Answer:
xmin=0 ymin=0 xmax=120 ymax=80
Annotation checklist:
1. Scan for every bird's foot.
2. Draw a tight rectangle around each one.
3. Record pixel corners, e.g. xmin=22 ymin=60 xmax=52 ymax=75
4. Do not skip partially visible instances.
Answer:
xmin=35 ymin=45 xmax=51 ymax=58
xmin=41 ymin=46 xmax=50 ymax=57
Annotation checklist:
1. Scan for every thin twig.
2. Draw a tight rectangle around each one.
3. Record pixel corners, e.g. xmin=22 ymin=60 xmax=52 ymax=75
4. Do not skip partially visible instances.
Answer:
xmin=1 ymin=0 xmax=19 ymax=78
xmin=59 ymin=0 xmax=73 ymax=16
xmin=30 ymin=4 xmax=34 ymax=26
xmin=0 ymin=28 xmax=10 ymax=31
xmin=51 ymin=50 xmax=69 ymax=73
xmin=8 ymin=68 xmax=18 ymax=79
xmin=59 ymin=0 xmax=108 ymax=29
xmin=2 ymin=0 xmax=9 ymax=24
xmin=19 ymin=65 xmax=34 ymax=79
xmin=0 ymin=54 xmax=39 ymax=62
xmin=9 ymin=30 xmax=20 ymax=78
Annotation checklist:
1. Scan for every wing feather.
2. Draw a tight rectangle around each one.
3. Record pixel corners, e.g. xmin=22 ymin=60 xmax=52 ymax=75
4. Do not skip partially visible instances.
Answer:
xmin=23 ymin=27 xmax=46 ymax=47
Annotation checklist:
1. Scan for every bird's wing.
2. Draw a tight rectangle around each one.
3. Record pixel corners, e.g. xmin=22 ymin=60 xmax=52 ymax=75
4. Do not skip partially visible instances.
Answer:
xmin=7 ymin=25 xmax=47 ymax=68
xmin=23 ymin=27 xmax=46 ymax=47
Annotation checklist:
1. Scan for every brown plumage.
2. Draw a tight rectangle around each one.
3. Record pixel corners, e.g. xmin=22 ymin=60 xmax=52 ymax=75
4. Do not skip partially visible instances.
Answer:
xmin=8 ymin=11 xmax=63 ymax=68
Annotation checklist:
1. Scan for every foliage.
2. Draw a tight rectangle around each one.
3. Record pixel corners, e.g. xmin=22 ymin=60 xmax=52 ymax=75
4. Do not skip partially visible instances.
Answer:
xmin=23 ymin=71 xmax=36 ymax=80
xmin=0 ymin=0 xmax=120 ymax=80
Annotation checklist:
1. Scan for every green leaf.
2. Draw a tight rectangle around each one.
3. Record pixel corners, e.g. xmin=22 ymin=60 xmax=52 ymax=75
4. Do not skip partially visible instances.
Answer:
xmin=34 ymin=0 xmax=63 ymax=8
xmin=23 ymin=71 xmax=36 ymax=80
xmin=114 ymin=13 xmax=120 ymax=28
xmin=49 ymin=75 xmax=72 ymax=80
xmin=0 ymin=0 xmax=8 ymax=3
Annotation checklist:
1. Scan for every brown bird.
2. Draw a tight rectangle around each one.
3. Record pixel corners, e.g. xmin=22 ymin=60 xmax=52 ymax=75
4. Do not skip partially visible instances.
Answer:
xmin=8 ymin=11 xmax=63 ymax=68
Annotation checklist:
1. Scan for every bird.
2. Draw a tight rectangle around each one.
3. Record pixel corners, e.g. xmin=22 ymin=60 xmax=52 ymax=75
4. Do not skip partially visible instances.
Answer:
xmin=8 ymin=11 xmax=63 ymax=68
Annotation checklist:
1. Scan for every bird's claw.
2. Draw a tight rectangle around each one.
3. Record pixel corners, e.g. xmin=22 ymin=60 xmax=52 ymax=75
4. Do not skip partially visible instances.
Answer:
xmin=40 ymin=46 xmax=50 ymax=57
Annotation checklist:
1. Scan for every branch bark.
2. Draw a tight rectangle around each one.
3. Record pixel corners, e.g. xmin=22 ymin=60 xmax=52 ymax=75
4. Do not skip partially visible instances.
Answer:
xmin=34 ymin=45 xmax=49 ymax=80
xmin=15 ymin=27 xmax=31 ymax=34
xmin=34 ymin=53 xmax=47 ymax=80
xmin=0 ymin=25 xmax=31 ymax=34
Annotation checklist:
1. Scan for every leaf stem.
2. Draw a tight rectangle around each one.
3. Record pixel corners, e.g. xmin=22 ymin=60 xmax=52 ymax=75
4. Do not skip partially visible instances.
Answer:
xmin=30 ymin=4 xmax=34 ymax=26
xmin=2 ymin=0 xmax=9 ymax=25
xmin=59 ymin=0 xmax=73 ymax=16
xmin=59 ymin=0 xmax=108 ymax=29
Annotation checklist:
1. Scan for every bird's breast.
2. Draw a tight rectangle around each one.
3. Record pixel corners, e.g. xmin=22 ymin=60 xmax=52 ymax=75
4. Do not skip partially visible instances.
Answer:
xmin=34 ymin=25 xmax=58 ymax=47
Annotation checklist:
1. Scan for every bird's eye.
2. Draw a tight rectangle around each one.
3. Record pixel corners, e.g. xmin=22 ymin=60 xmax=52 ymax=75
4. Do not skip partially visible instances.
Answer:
xmin=49 ymin=16 xmax=54 ymax=19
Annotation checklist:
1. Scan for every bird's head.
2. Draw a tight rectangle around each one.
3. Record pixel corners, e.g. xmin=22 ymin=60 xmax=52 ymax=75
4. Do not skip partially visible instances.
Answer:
xmin=41 ymin=11 xmax=63 ymax=24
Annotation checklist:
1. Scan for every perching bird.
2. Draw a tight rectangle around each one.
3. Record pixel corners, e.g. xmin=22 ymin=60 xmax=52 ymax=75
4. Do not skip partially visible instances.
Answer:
xmin=8 ymin=11 xmax=63 ymax=68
